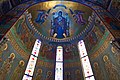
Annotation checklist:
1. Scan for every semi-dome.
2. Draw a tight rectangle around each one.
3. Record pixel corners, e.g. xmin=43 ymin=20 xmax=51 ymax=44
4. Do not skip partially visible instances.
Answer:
xmin=0 ymin=0 xmax=120 ymax=80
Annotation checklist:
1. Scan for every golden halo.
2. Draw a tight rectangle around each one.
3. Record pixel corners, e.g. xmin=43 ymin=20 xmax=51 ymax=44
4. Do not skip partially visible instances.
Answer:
xmin=19 ymin=60 xmax=25 ymax=66
xmin=103 ymin=55 xmax=109 ymax=62
xmin=10 ymin=53 xmax=15 ymax=59
xmin=47 ymin=71 xmax=52 ymax=75
xmin=4 ymin=44 xmax=8 ymax=50
xmin=37 ymin=69 xmax=42 ymax=74
xmin=75 ymin=69 xmax=80 ymax=74
xmin=111 ymin=47 xmax=115 ymax=53
xmin=93 ymin=62 xmax=98 ymax=68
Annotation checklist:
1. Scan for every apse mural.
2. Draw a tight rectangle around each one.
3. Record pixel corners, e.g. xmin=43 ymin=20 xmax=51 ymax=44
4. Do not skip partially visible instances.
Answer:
xmin=0 ymin=41 xmax=26 ymax=80
xmin=0 ymin=1 xmax=119 ymax=80
xmin=14 ymin=14 xmax=36 ymax=52
xmin=28 ymin=1 xmax=92 ymax=40
xmin=34 ymin=4 xmax=87 ymax=39
xmin=84 ymin=15 xmax=106 ymax=52
xmin=88 ymin=33 xmax=120 ymax=80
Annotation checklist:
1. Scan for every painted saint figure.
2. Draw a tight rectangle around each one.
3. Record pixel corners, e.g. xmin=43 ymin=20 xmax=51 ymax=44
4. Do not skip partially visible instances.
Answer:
xmin=46 ymin=71 xmax=53 ymax=80
xmin=35 ymin=69 xmax=43 ymax=80
xmin=50 ymin=11 xmax=70 ymax=39
xmin=11 ymin=60 xmax=25 ymax=80
xmin=103 ymin=55 xmax=120 ymax=80
xmin=0 ymin=53 xmax=15 ymax=80
xmin=35 ymin=10 xmax=48 ymax=25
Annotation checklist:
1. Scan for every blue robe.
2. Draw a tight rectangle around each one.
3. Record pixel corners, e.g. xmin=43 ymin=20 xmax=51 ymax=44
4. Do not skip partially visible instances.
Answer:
xmin=53 ymin=16 xmax=67 ymax=39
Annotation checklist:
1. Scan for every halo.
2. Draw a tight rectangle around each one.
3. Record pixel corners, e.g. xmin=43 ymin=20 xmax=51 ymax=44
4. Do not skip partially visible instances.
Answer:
xmin=37 ymin=69 xmax=42 ymax=74
xmin=19 ymin=60 xmax=25 ymax=66
xmin=94 ymin=62 xmax=98 ymax=67
xmin=47 ymin=71 xmax=52 ymax=75
xmin=75 ymin=69 xmax=80 ymax=74
xmin=103 ymin=55 xmax=109 ymax=62
xmin=3 ymin=44 xmax=8 ymax=50
xmin=10 ymin=53 xmax=15 ymax=59
xmin=111 ymin=47 xmax=115 ymax=53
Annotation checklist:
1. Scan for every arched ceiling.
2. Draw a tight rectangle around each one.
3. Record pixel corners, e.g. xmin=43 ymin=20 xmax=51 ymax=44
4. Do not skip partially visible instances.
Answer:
xmin=1 ymin=0 xmax=120 ymax=80
xmin=5 ymin=1 xmax=109 ymax=63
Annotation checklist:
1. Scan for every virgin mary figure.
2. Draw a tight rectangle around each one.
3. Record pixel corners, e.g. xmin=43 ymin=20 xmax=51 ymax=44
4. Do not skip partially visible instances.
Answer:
xmin=50 ymin=11 xmax=69 ymax=39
